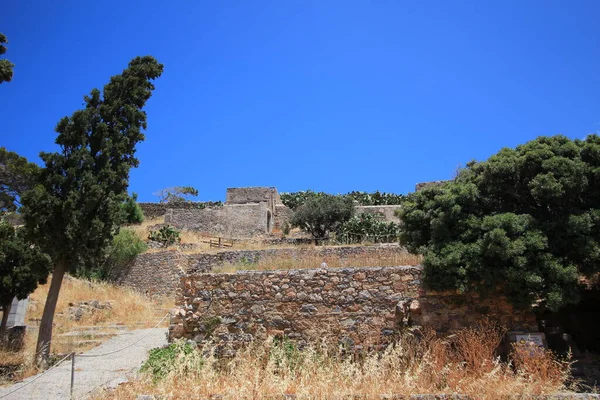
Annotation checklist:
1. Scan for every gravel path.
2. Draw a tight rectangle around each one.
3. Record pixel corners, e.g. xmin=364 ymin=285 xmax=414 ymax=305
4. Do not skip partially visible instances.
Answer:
xmin=0 ymin=328 xmax=167 ymax=400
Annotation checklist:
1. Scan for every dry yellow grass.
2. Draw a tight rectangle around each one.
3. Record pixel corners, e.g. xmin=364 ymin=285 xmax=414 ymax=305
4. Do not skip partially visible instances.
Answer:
xmin=0 ymin=275 xmax=173 ymax=383
xmin=214 ymin=250 xmax=422 ymax=273
xmin=95 ymin=320 xmax=575 ymax=399
xmin=127 ymin=216 xmax=165 ymax=242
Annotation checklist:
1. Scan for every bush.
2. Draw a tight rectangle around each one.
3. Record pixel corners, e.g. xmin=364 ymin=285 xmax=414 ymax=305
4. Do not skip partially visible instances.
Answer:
xmin=148 ymin=225 xmax=181 ymax=246
xmin=75 ymin=229 xmax=147 ymax=280
xmin=120 ymin=192 xmax=144 ymax=224
xmin=399 ymin=135 xmax=600 ymax=311
xmin=336 ymin=213 xmax=401 ymax=243
xmin=290 ymin=195 xmax=354 ymax=239
xmin=281 ymin=190 xmax=404 ymax=209
xmin=141 ymin=341 xmax=202 ymax=381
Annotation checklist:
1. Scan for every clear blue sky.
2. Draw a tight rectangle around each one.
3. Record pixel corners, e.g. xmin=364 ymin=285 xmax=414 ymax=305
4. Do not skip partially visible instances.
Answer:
xmin=2 ymin=1 xmax=600 ymax=202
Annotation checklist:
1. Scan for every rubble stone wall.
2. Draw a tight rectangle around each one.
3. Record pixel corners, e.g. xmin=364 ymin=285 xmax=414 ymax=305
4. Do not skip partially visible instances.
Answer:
xmin=111 ymin=250 xmax=188 ymax=297
xmin=165 ymin=203 xmax=269 ymax=237
xmin=169 ymin=266 xmax=537 ymax=347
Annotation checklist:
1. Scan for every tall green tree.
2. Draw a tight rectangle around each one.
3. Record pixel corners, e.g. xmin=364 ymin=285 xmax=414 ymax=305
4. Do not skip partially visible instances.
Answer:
xmin=399 ymin=135 xmax=600 ymax=311
xmin=290 ymin=194 xmax=354 ymax=239
xmin=21 ymin=56 xmax=163 ymax=362
xmin=0 ymin=222 xmax=51 ymax=333
xmin=0 ymin=33 xmax=15 ymax=83
xmin=0 ymin=147 xmax=40 ymax=214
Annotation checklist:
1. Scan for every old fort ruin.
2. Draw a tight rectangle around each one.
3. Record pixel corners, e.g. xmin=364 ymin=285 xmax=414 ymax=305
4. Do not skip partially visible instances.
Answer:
xmin=108 ymin=185 xmax=550 ymax=353
xmin=138 ymin=186 xmax=400 ymax=238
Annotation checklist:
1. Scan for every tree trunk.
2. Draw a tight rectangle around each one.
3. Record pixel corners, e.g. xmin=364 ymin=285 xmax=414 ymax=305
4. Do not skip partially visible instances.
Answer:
xmin=36 ymin=260 xmax=67 ymax=366
xmin=1 ymin=303 xmax=11 ymax=341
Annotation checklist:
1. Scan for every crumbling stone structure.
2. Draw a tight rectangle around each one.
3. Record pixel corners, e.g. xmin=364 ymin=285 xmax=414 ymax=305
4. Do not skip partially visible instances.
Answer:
xmin=113 ymin=244 xmax=410 ymax=297
xmin=163 ymin=187 xmax=283 ymax=237
xmin=170 ymin=265 xmax=537 ymax=348
xmin=141 ymin=186 xmax=402 ymax=238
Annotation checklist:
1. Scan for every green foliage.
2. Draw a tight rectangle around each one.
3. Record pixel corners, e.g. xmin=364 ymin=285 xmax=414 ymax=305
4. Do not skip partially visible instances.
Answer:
xmin=74 ymin=229 xmax=147 ymax=280
xmin=0 ymin=221 xmax=51 ymax=328
xmin=21 ymin=56 xmax=163 ymax=271
xmin=19 ymin=56 xmax=163 ymax=359
xmin=270 ymin=337 xmax=301 ymax=372
xmin=148 ymin=225 xmax=181 ymax=246
xmin=155 ymin=186 xmax=199 ymax=203
xmin=399 ymin=135 xmax=600 ymax=311
xmin=0 ymin=33 xmax=14 ymax=84
xmin=345 ymin=190 xmax=405 ymax=205
xmin=195 ymin=200 xmax=223 ymax=209
xmin=141 ymin=341 xmax=202 ymax=382
xmin=120 ymin=193 xmax=144 ymax=224
xmin=280 ymin=190 xmax=404 ymax=210
xmin=280 ymin=190 xmax=324 ymax=210
xmin=290 ymin=195 xmax=354 ymax=239
xmin=336 ymin=213 xmax=401 ymax=243
xmin=0 ymin=147 xmax=40 ymax=213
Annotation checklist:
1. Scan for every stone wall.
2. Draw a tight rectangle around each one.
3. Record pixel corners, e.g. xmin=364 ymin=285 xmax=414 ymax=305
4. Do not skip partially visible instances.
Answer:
xmin=226 ymin=187 xmax=280 ymax=205
xmin=114 ymin=245 xmax=410 ymax=296
xmin=111 ymin=250 xmax=188 ymax=297
xmin=170 ymin=266 xmax=537 ymax=348
xmin=273 ymin=204 xmax=294 ymax=231
xmin=355 ymin=205 xmax=401 ymax=223
xmin=165 ymin=203 xmax=269 ymax=237
xmin=138 ymin=202 xmax=219 ymax=219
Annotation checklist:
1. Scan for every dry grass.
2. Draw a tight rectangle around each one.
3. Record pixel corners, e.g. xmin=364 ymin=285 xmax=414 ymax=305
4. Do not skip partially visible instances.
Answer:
xmin=96 ymin=320 xmax=575 ymax=399
xmin=213 ymin=250 xmax=422 ymax=273
xmin=127 ymin=216 xmax=165 ymax=242
xmin=0 ymin=275 xmax=172 ymax=383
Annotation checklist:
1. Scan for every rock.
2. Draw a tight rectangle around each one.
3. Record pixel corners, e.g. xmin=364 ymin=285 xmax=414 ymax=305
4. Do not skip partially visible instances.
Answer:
xmin=300 ymin=304 xmax=317 ymax=314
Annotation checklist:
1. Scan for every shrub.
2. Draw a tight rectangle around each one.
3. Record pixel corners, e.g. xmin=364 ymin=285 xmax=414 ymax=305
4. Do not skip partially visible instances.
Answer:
xmin=399 ymin=135 xmax=600 ymax=311
xmin=141 ymin=341 xmax=202 ymax=381
xmin=120 ymin=192 xmax=144 ymax=224
xmin=290 ymin=195 xmax=354 ymax=239
xmin=336 ymin=213 xmax=401 ymax=243
xmin=75 ymin=229 xmax=147 ymax=280
xmin=281 ymin=190 xmax=405 ymax=209
xmin=280 ymin=190 xmax=324 ymax=210
xmin=148 ymin=225 xmax=181 ymax=247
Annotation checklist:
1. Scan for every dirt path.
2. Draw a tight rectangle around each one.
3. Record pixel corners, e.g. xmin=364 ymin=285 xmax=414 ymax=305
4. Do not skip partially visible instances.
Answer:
xmin=0 ymin=328 xmax=167 ymax=400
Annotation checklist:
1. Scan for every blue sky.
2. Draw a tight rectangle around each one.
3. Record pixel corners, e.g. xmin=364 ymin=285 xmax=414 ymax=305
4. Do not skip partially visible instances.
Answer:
xmin=2 ymin=1 xmax=600 ymax=202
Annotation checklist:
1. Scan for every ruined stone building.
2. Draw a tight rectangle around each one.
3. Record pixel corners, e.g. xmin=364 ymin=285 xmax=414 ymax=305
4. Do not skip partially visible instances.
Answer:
xmin=139 ymin=186 xmax=401 ymax=238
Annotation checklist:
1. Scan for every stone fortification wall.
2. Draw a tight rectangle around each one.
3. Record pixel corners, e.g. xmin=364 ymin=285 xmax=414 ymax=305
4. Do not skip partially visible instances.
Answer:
xmin=186 ymin=244 xmax=407 ymax=274
xmin=112 ymin=250 xmax=188 ymax=297
xmin=165 ymin=203 xmax=269 ymax=237
xmin=355 ymin=205 xmax=401 ymax=223
xmin=273 ymin=204 xmax=293 ymax=231
xmin=138 ymin=202 xmax=219 ymax=219
xmin=226 ymin=187 xmax=281 ymax=205
xmin=113 ymin=245 xmax=409 ymax=296
xmin=169 ymin=266 xmax=537 ymax=348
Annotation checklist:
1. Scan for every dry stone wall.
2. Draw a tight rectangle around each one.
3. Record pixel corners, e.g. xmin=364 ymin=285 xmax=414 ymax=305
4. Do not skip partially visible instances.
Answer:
xmin=169 ymin=266 xmax=537 ymax=348
xmin=111 ymin=250 xmax=188 ymax=297
xmin=113 ymin=245 xmax=409 ymax=296
xmin=165 ymin=203 xmax=269 ymax=237
xmin=138 ymin=202 xmax=219 ymax=219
